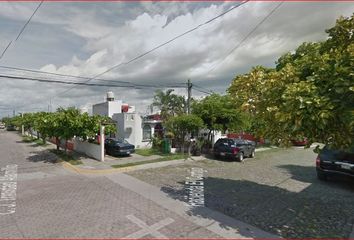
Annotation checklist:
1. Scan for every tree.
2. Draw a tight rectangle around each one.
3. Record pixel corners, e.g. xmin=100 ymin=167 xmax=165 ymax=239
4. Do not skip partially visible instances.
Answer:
xmin=192 ymin=94 xmax=248 ymax=142
xmin=33 ymin=112 xmax=53 ymax=143
xmin=54 ymin=107 xmax=82 ymax=152
xmin=228 ymin=14 xmax=354 ymax=149
xmin=152 ymin=89 xmax=186 ymax=121
xmin=166 ymin=114 xmax=204 ymax=154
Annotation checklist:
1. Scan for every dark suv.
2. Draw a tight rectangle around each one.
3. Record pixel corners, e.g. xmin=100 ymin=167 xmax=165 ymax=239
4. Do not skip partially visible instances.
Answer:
xmin=316 ymin=146 xmax=354 ymax=180
xmin=213 ymin=138 xmax=256 ymax=161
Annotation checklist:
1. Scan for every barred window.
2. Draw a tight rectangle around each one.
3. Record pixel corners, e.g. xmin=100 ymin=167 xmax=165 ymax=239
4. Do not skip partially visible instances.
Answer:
xmin=142 ymin=125 xmax=151 ymax=141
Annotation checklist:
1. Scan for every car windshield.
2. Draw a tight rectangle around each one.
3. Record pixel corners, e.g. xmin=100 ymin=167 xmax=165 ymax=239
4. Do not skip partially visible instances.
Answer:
xmin=115 ymin=139 xmax=129 ymax=144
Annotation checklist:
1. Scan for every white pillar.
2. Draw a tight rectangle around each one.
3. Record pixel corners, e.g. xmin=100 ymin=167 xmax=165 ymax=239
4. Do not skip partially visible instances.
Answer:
xmin=100 ymin=125 xmax=105 ymax=162
xmin=21 ymin=113 xmax=24 ymax=136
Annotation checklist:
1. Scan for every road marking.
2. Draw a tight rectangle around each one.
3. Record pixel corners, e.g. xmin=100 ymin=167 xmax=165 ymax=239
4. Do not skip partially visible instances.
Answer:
xmin=185 ymin=167 xmax=205 ymax=206
xmin=125 ymin=214 xmax=174 ymax=238
xmin=0 ymin=164 xmax=18 ymax=215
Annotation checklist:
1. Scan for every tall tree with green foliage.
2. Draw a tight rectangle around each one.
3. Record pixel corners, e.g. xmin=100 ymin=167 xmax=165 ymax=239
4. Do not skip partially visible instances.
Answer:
xmin=152 ymin=89 xmax=186 ymax=121
xmin=166 ymin=114 xmax=204 ymax=154
xmin=228 ymin=14 xmax=354 ymax=149
xmin=33 ymin=112 xmax=52 ymax=144
xmin=192 ymin=94 xmax=248 ymax=141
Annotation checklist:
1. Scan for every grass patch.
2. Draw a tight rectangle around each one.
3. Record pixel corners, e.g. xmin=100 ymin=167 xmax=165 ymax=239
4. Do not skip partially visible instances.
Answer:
xmin=49 ymin=149 xmax=83 ymax=165
xmin=111 ymin=153 xmax=187 ymax=168
xmin=34 ymin=139 xmax=49 ymax=146
xmin=22 ymin=136 xmax=49 ymax=146
xmin=22 ymin=136 xmax=35 ymax=143
xmin=135 ymin=148 xmax=162 ymax=156
xmin=135 ymin=148 xmax=182 ymax=157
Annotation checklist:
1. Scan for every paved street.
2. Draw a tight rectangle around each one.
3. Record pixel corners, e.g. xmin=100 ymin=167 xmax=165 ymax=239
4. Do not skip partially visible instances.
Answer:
xmin=0 ymin=130 xmax=275 ymax=238
xmin=129 ymin=146 xmax=354 ymax=238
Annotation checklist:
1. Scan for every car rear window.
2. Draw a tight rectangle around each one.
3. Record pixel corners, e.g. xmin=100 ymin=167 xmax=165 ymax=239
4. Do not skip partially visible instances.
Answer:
xmin=322 ymin=146 xmax=354 ymax=161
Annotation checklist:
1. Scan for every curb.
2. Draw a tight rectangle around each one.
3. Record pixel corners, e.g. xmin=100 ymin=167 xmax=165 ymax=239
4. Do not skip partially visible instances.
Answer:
xmin=61 ymin=157 xmax=200 ymax=175
xmin=61 ymin=161 xmax=133 ymax=174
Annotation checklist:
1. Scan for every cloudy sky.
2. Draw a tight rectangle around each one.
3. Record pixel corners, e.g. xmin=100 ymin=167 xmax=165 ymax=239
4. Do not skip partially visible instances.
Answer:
xmin=0 ymin=1 xmax=353 ymax=118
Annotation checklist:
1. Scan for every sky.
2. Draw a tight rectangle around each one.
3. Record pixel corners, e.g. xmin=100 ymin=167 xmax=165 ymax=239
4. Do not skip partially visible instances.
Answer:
xmin=0 ymin=1 xmax=353 ymax=118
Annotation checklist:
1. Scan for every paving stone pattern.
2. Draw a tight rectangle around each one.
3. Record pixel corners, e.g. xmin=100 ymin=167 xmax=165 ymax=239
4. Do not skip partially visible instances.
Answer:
xmin=0 ymin=130 xmax=219 ymax=238
xmin=128 ymin=147 xmax=354 ymax=238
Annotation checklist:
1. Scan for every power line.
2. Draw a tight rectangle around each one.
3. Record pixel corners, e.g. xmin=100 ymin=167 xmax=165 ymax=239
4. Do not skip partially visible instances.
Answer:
xmin=203 ymin=1 xmax=284 ymax=78
xmin=0 ymin=65 xmax=186 ymax=88
xmin=15 ymin=1 xmax=44 ymax=41
xmin=0 ymin=42 xmax=12 ymax=60
xmin=0 ymin=1 xmax=43 ymax=60
xmin=55 ymin=1 xmax=249 ymax=97
xmin=193 ymin=84 xmax=214 ymax=94
xmin=0 ymin=73 xmax=187 ymax=111
xmin=0 ymin=65 xmax=132 ymax=85
xmin=0 ymin=74 xmax=187 ymax=89
xmin=193 ymin=87 xmax=213 ymax=95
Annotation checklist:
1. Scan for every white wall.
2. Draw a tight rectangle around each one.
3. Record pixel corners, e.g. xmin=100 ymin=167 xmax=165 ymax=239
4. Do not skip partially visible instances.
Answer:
xmin=73 ymin=138 xmax=102 ymax=161
xmin=92 ymin=100 xmax=122 ymax=118
xmin=108 ymin=101 xmax=122 ymax=118
xmin=113 ymin=112 xmax=145 ymax=148
xmin=92 ymin=102 xmax=108 ymax=117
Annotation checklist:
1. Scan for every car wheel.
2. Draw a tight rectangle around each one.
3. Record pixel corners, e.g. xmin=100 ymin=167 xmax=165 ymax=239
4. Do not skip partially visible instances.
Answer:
xmin=250 ymin=150 xmax=255 ymax=158
xmin=317 ymin=171 xmax=327 ymax=181
xmin=238 ymin=152 xmax=244 ymax=162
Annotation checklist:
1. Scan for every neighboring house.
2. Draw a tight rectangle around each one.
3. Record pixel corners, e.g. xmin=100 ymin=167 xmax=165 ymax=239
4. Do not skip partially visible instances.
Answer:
xmin=92 ymin=91 xmax=161 ymax=149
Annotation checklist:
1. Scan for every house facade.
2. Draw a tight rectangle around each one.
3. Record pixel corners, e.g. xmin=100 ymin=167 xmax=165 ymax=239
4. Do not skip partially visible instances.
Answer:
xmin=92 ymin=92 xmax=162 ymax=148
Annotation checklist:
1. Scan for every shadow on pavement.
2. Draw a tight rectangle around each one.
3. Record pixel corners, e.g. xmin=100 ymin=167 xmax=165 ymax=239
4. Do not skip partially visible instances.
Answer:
xmin=160 ymin=167 xmax=354 ymax=238
xmin=26 ymin=150 xmax=59 ymax=164
xmin=278 ymin=164 xmax=354 ymax=190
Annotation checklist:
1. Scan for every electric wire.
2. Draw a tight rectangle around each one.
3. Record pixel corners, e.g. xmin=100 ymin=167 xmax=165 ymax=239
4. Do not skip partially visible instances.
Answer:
xmin=55 ymin=1 xmax=249 ymax=97
xmin=203 ymin=1 xmax=284 ymax=78
xmin=0 ymin=1 xmax=43 ymax=60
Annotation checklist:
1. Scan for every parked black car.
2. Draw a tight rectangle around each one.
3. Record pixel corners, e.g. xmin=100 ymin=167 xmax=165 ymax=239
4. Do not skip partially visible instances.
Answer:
xmin=213 ymin=138 xmax=256 ymax=161
xmin=105 ymin=138 xmax=135 ymax=156
xmin=316 ymin=146 xmax=354 ymax=180
xmin=6 ymin=125 xmax=16 ymax=131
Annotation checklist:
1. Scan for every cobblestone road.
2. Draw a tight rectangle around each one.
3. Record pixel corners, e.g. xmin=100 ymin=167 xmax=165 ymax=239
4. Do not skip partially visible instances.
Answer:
xmin=0 ymin=130 xmax=222 ymax=238
xmin=128 ymin=146 xmax=354 ymax=238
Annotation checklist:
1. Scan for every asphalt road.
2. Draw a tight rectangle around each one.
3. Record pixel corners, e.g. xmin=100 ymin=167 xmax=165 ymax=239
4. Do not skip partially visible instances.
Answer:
xmin=0 ymin=130 xmax=225 ymax=238
xmin=129 ymin=145 xmax=354 ymax=238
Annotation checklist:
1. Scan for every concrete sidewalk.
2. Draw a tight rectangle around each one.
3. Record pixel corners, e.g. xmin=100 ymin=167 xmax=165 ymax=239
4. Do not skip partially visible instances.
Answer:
xmin=106 ymin=172 xmax=279 ymax=238
xmin=63 ymin=147 xmax=276 ymax=174
xmin=63 ymin=153 xmax=206 ymax=174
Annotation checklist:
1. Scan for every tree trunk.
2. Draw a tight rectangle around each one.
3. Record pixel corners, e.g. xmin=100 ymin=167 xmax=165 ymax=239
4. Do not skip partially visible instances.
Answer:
xmin=207 ymin=129 xmax=212 ymax=143
xmin=65 ymin=139 xmax=68 ymax=153
xmin=56 ymin=137 xmax=60 ymax=150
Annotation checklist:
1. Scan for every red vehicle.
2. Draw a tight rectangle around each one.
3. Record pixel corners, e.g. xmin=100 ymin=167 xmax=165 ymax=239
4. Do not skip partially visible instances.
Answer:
xmin=291 ymin=138 xmax=309 ymax=146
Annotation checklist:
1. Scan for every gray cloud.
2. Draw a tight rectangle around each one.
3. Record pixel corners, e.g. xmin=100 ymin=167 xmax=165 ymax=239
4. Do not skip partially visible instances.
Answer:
xmin=0 ymin=2 xmax=353 ymax=118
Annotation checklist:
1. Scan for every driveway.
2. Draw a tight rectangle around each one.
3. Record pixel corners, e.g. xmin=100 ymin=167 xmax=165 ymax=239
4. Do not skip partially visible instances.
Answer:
xmin=128 ymin=147 xmax=354 ymax=238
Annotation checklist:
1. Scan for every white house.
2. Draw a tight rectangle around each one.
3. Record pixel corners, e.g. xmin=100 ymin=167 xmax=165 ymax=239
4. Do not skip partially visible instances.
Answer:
xmin=92 ymin=92 xmax=161 ymax=149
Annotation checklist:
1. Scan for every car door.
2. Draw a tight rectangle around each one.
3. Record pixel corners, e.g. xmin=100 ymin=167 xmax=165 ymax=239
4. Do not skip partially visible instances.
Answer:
xmin=244 ymin=140 xmax=252 ymax=156
xmin=239 ymin=140 xmax=250 ymax=156
xmin=105 ymin=139 xmax=114 ymax=154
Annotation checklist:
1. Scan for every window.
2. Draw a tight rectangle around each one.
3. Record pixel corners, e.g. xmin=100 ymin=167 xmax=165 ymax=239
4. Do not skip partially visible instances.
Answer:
xmin=142 ymin=125 xmax=151 ymax=141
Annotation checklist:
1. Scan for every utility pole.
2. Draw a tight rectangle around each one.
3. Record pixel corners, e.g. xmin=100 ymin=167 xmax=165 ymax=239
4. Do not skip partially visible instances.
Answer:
xmin=21 ymin=112 xmax=24 ymax=136
xmin=187 ymin=79 xmax=192 ymax=114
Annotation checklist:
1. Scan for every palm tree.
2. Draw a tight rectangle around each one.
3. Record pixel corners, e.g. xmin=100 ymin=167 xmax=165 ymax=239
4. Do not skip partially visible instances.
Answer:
xmin=152 ymin=89 xmax=186 ymax=121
